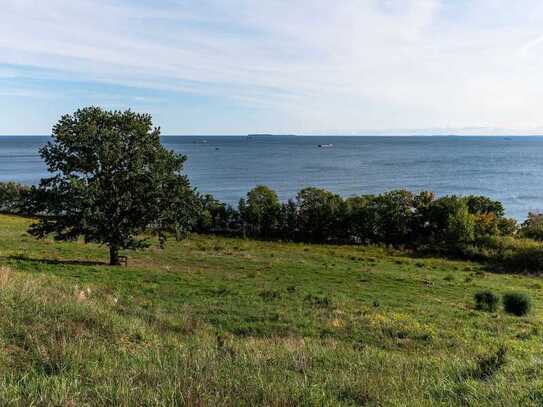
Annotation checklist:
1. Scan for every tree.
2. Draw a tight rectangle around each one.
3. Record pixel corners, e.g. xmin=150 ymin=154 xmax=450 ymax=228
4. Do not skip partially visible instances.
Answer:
xmin=411 ymin=191 xmax=436 ymax=243
xmin=520 ymin=212 xmax=543 ymax=241
xmin=239 ymin=185 xmax=281 ymax=238
xmin=25 ymin=107 xmax=198 ymax=265
xmin=465 ymin=195 xmax=505 ymax=218
xmin=426 ymin=196 xmax=475 ymax=250
xmin=345 ymin=195 xmax=377 ymax=243
xmin=279 ymin=199 xmax=299 ymax=241
xmin=296 ymin=187 xmax=346 ymax=242
xmin=371 ymin=190 xmax=415 ymax=245
xmin=446 ymin=202 xmax=475 ymax=250
xmin=195 ymin=194 xmax=228 ymax=233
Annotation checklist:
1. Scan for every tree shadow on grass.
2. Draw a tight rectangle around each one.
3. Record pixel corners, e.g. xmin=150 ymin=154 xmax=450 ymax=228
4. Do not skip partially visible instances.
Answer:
xmin=5 ymin=255 xmax=108 ymax=267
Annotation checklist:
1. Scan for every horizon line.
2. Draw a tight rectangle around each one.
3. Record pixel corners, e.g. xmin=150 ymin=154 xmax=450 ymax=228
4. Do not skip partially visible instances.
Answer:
xmin=4 ymin=134 xmax=543 ymax=138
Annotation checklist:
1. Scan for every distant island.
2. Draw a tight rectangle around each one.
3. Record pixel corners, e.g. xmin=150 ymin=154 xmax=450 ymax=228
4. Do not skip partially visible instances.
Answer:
xmin=247 ymin=133 xmax=296 ymax=137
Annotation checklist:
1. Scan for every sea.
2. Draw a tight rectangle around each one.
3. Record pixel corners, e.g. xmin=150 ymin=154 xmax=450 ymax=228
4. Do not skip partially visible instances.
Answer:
xmin=1 ymin=135 xmax=543 ymax=221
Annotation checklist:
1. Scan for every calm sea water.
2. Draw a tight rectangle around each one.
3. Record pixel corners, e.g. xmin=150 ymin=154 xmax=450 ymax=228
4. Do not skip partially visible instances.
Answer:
xmin=1 ymin=135 xmax=543 ymax=221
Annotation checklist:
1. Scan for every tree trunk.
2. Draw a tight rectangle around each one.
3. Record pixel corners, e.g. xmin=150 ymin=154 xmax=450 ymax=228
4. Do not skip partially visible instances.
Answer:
xmin=109 ymin=245 xmax=120 ymax=266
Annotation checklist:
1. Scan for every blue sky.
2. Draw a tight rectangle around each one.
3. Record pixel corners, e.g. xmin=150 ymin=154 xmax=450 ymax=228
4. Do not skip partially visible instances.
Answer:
xmin=3 ymin=0 xmax=543 ymax=135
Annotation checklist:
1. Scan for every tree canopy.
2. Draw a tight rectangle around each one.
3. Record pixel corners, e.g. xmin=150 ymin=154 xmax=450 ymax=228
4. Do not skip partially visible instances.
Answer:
xmin=26 ymin=107 xmax=199 ymax=265
xmin=239 ymin=185 xmax=281 ymax=238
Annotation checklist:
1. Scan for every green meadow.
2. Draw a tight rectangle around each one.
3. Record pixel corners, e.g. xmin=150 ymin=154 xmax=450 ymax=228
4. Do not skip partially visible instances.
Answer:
xmin=1 ymin=213 xmax=543 ymax=405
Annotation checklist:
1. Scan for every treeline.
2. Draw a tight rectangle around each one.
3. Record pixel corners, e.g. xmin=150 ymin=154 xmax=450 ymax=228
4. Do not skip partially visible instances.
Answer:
xmin=4 ymin=180 xmax=543 ymax=270
xmin=195 ymin=185 xmax=519 ymax=251
xmin=194 ymin=186 xmax=543 ymax=272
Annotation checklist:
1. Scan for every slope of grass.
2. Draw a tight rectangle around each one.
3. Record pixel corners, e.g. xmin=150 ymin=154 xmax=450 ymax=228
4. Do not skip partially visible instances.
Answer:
xmin=1 ymin=214 xmax=543 ymax=405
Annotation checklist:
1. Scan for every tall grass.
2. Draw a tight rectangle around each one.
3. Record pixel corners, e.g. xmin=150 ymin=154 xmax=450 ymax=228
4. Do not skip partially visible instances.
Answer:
xmin=2 ymin=215 xmax=543 ymax=405
xmin=0 ymin=267 xmax=538 ymax=406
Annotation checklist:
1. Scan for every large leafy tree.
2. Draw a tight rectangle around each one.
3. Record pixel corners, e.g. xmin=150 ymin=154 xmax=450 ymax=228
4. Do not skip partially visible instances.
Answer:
xmin=296 ymin=187 xmax=346 ymax=242
xmin=239 ymin=185 xmax=281 ymax=238
xmin=26 ymin=107 xmax=198 ymax=265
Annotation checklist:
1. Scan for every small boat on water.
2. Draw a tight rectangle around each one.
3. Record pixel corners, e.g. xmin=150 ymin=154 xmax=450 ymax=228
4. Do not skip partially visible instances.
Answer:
xmin=318 ymin=144 xmax=334 ymax=148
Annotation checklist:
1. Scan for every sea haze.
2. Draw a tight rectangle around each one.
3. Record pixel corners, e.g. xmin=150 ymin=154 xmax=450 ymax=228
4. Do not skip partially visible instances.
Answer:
xmin=1 ymin=135 xmax=542 ymax=221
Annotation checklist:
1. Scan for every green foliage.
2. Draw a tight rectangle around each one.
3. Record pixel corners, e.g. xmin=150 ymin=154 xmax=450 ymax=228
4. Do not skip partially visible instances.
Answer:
xmin=465 ymin=195 xmax=505 ymax=218
xmin=296 ymin=187 xmax=346 ymax=242
xmin=195 ymin=194 xmax=232 ymax=233
xmin=195 ymin=186 xmax=520 ymax=262
xmin=424 ymin=196 xmax=476 ymax=251
xmin=239 ymin=185 xmax=281 ymax=238
xmin=446 ymin=201 xmax=476 ymax=249
xmin=520 ymin=212 xmax=543 ymax=241
xmin=474 ymin=290 xmax=499 ymax=312
xmin=497 ymin=217 xmax=518 ymax=236
xmin=25 ymin=107 xmax=198 ymax=265
xmin=345 ymin=195 xmax=377 ymax=243
xmin=411 ymin=190 xmax=436 ymax=241
xmin=279 ymin=199 xmax=298 ymax=240
xmin=462 ymin=236 xmax=543 ymax=274
xmin=0 ymin=182 xmax=29 ymax=213
xmin=473 ymin=213 xmax=500 ymax=238
xmin=371 ymin=190 xmax=414 ymax=245
xmin=503 ymin=292 xmax=532 ymax=316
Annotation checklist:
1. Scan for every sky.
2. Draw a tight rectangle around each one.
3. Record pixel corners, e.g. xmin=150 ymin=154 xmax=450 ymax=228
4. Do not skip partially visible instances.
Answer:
xmin=2 ymin=0 xmax=543 ymax=135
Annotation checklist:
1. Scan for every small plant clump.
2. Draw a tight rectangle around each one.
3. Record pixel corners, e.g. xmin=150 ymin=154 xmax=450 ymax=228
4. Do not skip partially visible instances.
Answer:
xmin=503 ymin=292 xmax=532 ymax=316
xmin=471 ymin=345 xmax=507 ymax=380
xmin=304 ymin=294 xmax=331 ymax=308
xmin=474 ymin=290 xmax=500 ymax=312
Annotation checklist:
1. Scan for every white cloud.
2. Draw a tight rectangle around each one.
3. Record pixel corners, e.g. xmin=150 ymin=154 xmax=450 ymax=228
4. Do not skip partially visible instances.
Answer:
xmin=2 ymin=0 xmax=543 ymax=133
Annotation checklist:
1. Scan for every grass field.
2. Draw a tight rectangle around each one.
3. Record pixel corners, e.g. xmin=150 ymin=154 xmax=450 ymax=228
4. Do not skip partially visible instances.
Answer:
xmin=1 ymin=214 xmax=543 ymax=405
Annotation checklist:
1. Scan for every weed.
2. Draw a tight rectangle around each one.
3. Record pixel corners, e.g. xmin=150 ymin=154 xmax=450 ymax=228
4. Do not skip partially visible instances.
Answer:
xmin=259 ymin=290 xmax=281 ymax=301
xmin=304 ymin=294 xmax=332 ymax=308
xmin=470 ymin=345 xmax=507 ymax=380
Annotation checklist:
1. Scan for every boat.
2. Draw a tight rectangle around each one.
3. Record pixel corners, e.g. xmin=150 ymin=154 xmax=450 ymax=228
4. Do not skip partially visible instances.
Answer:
xmin=318 ymin=144 xmax=334 ymax=148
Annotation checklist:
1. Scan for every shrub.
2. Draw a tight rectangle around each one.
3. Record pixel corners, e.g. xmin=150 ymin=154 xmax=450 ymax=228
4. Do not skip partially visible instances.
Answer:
xmin=503 ymin=292 xmax=532 ymax=316
xmin=474 ymin=290 xmax=499 ymax=312
xmin=497 ymin=217 xmax=518 ymax=236
xmin=0 ymin=182 xmax=29 ymax=214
